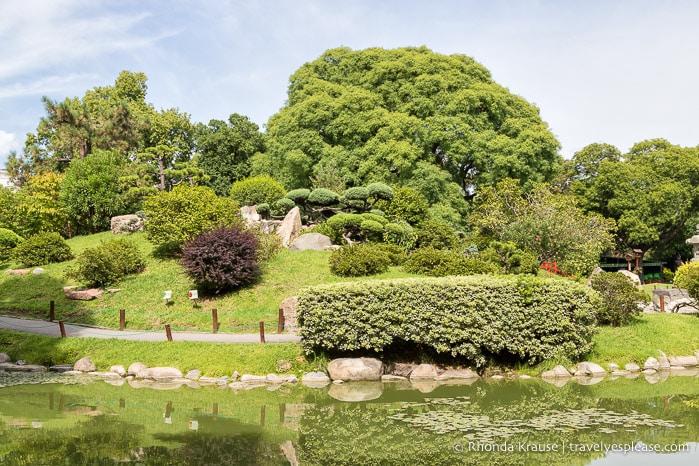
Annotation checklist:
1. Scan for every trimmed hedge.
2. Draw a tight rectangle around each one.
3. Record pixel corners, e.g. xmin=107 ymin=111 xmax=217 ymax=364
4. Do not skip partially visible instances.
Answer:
xmin=11 ymin=232 xmax=73 ymax=267
xmin=297 ymin=276 xmax=599 ymax=367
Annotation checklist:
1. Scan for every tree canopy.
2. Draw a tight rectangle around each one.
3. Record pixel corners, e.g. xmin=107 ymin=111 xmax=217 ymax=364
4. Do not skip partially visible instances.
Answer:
xmin=261 ymin=46 xmax=563 ymax=200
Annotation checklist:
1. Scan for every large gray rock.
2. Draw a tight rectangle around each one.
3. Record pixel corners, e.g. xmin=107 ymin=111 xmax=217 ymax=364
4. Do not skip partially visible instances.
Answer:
xmin=0 ymin=353 xmax=10 ymax=363
xmin=110 ymin=365 xmax=126 ymax=376
xmin=276 ymin=207 xmax=302 ymax=247
xmin=617 ymin=270 xmax=642 ymax=288
xmin=127 ymin=362 xmax=148 ymax=376
xmin=643 ymin=357 xmax=660 ymax=371
xmin=0 ymin=363 xmax=47 ymax=372
xmin=327 ymin=358 xmax=383 ymax=382
xmin=289 ymin=233 xmax=333 ymax=251
xmin=435 ymin=368 xmax=479 ymax=381
xmin=409 ymin=364 xmax=439 ymax=380
xmin=301 ymin=371 xmax=331 ymax=388
xmin=575 ymin=362 xmax=606 ymax=376
xmin=586 ymin=267 xmax=604 ymax=287
xmin=668 ymin=355 xmax=698 ymax=367
xmin=240 ymin=206 xmax=261 ymax=224
xmin=63 ymin=286 xmax=102 ymax=301
xmin=385 ymin=362 xmax=416 ymax=377
xmin=74 ymin=357 xmax=96 ymax=372
xmin=111 ymin=214 xmax=143 ymax=234
xmin=328 ymin=382 xmax=383 ymax=402
xmin=541 ymin=365 xmax=572 ymax=379
xmin=625 ymin=363 xmax=641 ymax=372
xmin=136 ymin=367 xmax=183 ymax=380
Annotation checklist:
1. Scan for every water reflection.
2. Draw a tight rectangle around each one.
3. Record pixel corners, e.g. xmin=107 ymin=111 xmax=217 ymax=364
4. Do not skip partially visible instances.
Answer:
xmin=0 ymin=373 xmax=697 ymax=465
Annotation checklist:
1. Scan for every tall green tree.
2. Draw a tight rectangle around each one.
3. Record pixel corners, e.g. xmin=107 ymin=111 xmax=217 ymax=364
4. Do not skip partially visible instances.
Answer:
xmin=263 ymin=46 xmax=562 ymax=198
xmin=195 ymin=114 xmax=266 ymax=196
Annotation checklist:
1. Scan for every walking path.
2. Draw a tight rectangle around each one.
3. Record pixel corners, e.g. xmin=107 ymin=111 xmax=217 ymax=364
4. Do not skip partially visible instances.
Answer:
xmin=0 ymin=315 xmax=301 ymax=343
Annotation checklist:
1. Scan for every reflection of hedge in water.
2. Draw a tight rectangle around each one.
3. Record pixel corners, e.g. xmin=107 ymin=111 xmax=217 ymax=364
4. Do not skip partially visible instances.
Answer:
xmin=297 ymin=382 xmax=695 ymax=466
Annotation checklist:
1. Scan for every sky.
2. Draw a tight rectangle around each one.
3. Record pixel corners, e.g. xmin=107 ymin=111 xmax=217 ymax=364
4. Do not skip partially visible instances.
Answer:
xmin=1 ymin=0 xmax=698 ymax=168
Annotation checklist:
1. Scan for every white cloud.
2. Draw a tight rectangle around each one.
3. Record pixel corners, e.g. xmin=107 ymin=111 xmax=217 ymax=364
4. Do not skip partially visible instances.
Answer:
xmin=0 ymin=130 xmax=19 ymax=157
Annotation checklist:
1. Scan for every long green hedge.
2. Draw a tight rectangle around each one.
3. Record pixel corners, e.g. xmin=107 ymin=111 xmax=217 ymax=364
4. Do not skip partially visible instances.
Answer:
xmin=297 ymin=276 xmax=600 ymax=367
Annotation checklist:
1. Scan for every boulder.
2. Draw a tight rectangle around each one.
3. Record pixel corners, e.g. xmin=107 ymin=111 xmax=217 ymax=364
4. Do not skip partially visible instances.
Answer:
xmin=276 ymin=207 xmax=302 ymax=247
xmin=240 ymin=206 xmax=261 ymax=224
xmin=381 ymin=374 xmax=408 ymax=382
xmin=541 ymin=365 xmax=572 ymax=379
xmin=74 ymin=357 xmax=96 ymax=372
xmin=327 ymin=358 xmax=383 ymax=381
xmin=185 ymin=369 xmax=201 ymax=380
xmin=0 ymin=353 xmax=10 ymax=363
xmin=435 ymin=368 xmax=479 ymax=381
xmin=301 ymin=371 xmax=331 ymax=388
xmin=575 ymin=362 xmax=606 ymax=376
xmin=668 ymin=355 xmax=698 ymax=367
xmin=385 ymin=362 xmax=416 ymax=377
xmin=289 ymin=233 xmax=333 ymax=251
xmin=240 ymin=374 xmax=267 ymax=383
xmin=617 ymin=270 xmax=642 ymax=288
xmin=328 ymin=382 xmax=383 ymax=402
xmin=280 ymin=296 xmax=298 ymax=332
xmin=110 ymin=365 xmax=126 ymax=376
xmin=127 ymin=362 xmax=148 ymax=376
xmin=409 ymin=364 xmax=439 ymax=380
xmin=136 ymin=367 xmax=183 ymax=380
xmin=63 ymin=286 xmax=102 ymax=301
xmin=5 ymin=269 xmax=30 ymax=276
xmin=110 ymin=214 xmax=143 ymax=234
xmin=585 ymin=267 xmax=604 ymax=287
xmin=643 ymin=357 xmax=660 ymax=371
xmin=32 ymin=268 xmax=45 ymax=275
xmin=624 ymin=363 xmax=641 ymax=372
xmin=657 ymin=352 xmax=671 ymax=370
xmin=260 ymin=220 xmax=281 ymax=234
xmin=0 ymin=363 xmax=46 ymax=372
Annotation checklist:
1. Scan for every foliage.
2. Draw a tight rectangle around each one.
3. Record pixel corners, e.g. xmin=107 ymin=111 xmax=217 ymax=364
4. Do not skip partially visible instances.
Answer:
xmin=229 ymin=175 xmax=286 ymax=207
xmin=0 ymin=228 xmax=23 ymax=261
xmin=328 ymin=243 xmax=391 ymax=277
xmin=195 ymin=114 xmax=266 ymax=196
xmin=181 ymin=226 xmax=262 ymax=293
xmin=143 ymin=185 xmax=242 ymax=253
xmin=403 ymin=246 xmax=499 ymax=276
xmin=284 ymin=188 xmax=311 ymax=205
xmin=480 ymin=241 xmax=540 ymax=275
xmin=297 ymin=275 xmax=599 ymax=367
xmin=376 ymin=186 xmax=429 ymax=225
xmin=272 ymin=198 xmax=296 ymax=216
xmin=59 ymin=150 xmax=130 ymax=235
xmin=469 ymin=179 xmax=616 ymax=276
xmin=11 ymin=232 xmax=73 ymax=267
xmin=415 ymin=219 xmax=460 ymax=250
xmin=251 ymin=231 xmax=283 ymax=261
xmin=264 ymin=46 xmax=562 ymax=195
xmin=368 ymin=242 xmax=408 ymax=265
xmin=383 ymin=221 xmax=417 ymax=249
xmin=674 ymin=261 xmax=699 ymax=301
xmin=589 ymin=272 xmax=650 ymax=326
xmin=307 ymin=188 xmax=340 ymax=207
xmin=366 ymin=182 xmax=394 ymax=202
xmin=10 ymin=172 xmax=68 ymax=237
xmin=66 ymin=239 xmax=145 ymax=287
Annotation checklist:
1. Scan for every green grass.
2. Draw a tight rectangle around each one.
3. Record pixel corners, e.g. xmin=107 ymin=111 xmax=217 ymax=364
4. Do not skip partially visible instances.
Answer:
xmin=0 ymin=329 xmax=327 ymax=377
xmin=0 ymin=231 xmax=417 ymax=332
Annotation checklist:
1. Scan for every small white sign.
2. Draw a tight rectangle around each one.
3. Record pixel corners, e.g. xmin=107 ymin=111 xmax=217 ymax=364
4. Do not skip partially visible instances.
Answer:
xmin=163 ymin=290 xmax=172 ymax=300
xmin=189 ymin=290 xmax=198 ymax=300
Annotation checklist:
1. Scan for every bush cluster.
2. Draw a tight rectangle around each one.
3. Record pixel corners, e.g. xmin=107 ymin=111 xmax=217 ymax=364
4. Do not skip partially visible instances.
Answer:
xmin=415 ymin=219 xmax=460 ymax=250
xmin=11 ymin=232 xmax=73 ymax=267
xmin=673 ymin=261 xmax=699 ymax=300
xmin=589 ymin=272 xmax=649 ymax=326
xmin=0 ymin=228 xmax=23 ymax=261
xmin=297 ymin=276 xmax=599 ymax=367
xmin=228 ymin=175 xmax=286 ymax=206
xmin=181 ymin=226 xmax=261 ymax=292
xmin=67 ymin=239 xmax=145 ymax=287
xmin=328 ymin=243 xmax=392 ymax=277
xmin=403 ymin=247 xmax=499 ymax=276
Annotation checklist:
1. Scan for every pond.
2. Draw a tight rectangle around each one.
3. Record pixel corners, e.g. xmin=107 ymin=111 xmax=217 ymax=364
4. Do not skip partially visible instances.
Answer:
xmin=0 ymin=372 xmax=697 ymax=465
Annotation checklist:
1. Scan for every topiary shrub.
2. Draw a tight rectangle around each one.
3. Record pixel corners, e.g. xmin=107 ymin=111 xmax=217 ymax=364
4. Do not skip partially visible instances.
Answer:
xmin=307 ymin=188 xmax=340 ymax=207
xmin=367 ymin=182 xmax=393 ymax=203
xmin=325 ymin=213 xmax=364 ymax=244
xmin=272 ymin=197 xmax=296 ymax=216
xmin=255 ymin=203 xmax=271 ymax=218
xmin=285 ymin=188 xmax=311 ymax=205
xmin=329 ymin=243 xmax=391 ymax=277
xmin=415 ymin=219 xmax=459 ymax=250
xmin=403 ymin=247 xmax=499 ymax=277
xmin=0 ymin=228 xmax=23 ymax=261
xmin=297 ymin=275 xmax=600 ymax=367
xmin=360 ymin=220 xmax=384 ymax=241
xmin=11 ymin=232 xmax=73 ymax=267
xmin=383 ymin=221 xmax=417 ymax=250
xmin=229 ymin=175 xmax=286 ymax=206
xmin=377 ymin=186 xmax=429 ymax=225
xmin=589 ymin=272 xmax=649 ymax=326
xmin=181 ymin=226 xmax=261 ymax=293
xmin=66 ymin=239 xmax=145 ymax=287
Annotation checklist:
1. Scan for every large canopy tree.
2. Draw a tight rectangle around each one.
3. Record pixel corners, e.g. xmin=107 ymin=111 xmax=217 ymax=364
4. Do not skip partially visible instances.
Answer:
xmin=261 ymin=46 xmax=562 ymax=200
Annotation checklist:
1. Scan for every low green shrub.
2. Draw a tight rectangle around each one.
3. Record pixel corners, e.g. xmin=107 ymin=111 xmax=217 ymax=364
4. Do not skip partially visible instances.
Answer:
xmin=66 ymin=239 xmax=145 ymax=287
xmin=415 ymin=219 xmax=459 ymax=250
xmin=369 ymin=243 xmax=407 ymax=266
xmin=383 ymin=221 xmax=417 ymax=249
xmin=272 ymin=198 xmax=296 ymax=216
xmin=229 ymin=175 xmax=286 ymax=206
xmin=11 ymin=232 xmax=73 ymax=267
xmin=307 ymin=188 xmax=340 ymax=207
xmin=403 ymin=247 xmax=499 ymax=276
xmin=589 ymin=272 xmax=649 ymax=326
xmin=0 ymin=228 xmax=23 ymax=261
xmin=366 ymin=182 xmax=393 ymax=202
xmin=328 ymin=243 xmax=391 ymax=277
xmin=297 ymin=275 xmax=599 ymax=367
xmin=285 ymin=188 xmax=311 ymax=205
xmin=674 ymin=262 xmax=699 ymax=300
xmin=377 ymin=186 xmax=429 ymax=225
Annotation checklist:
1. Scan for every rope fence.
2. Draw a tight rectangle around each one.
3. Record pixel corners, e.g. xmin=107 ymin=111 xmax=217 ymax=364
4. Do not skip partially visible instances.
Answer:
xmin=0 ymin=300 xmax=296 ymax=343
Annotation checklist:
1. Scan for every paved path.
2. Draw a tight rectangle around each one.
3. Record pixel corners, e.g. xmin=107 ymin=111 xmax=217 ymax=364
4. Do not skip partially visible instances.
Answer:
xmin=0 ymin=315 xmax=301 ymax=343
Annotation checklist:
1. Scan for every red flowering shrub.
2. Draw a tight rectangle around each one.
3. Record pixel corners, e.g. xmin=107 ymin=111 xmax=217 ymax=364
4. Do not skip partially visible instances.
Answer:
xmin=181 ymin=227 xmax=261 ymax=293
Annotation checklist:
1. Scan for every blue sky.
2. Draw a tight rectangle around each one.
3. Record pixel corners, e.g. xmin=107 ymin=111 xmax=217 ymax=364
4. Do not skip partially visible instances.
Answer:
xmin=1 ymin=0 xmax=698 ymax=167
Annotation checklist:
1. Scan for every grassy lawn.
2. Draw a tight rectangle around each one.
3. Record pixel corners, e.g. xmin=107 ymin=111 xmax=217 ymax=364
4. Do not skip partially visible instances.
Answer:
xmin=0 ymin=231 xmax=417 ymax=332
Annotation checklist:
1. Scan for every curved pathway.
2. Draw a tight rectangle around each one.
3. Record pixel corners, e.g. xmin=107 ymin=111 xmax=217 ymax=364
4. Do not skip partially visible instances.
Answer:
xmin=0 ymin=315 xmax=301 ymax=343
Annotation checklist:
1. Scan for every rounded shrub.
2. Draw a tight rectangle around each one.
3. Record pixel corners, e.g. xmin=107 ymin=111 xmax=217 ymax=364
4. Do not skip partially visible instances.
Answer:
xmin=360 ymin=220 xmax=384 ymax=241
xmin=329 ymin=243 xmax=391 ymax=277
xmin=255 ymin=203 xmax=271 ymax=217
xmin=369 ymin=242 xmax=407 ymax=265
xmin=67 ymin=239 xmax=145 ymax=287
xmin=673 ymin=261 xmax=699 ymax=301
xmin=11 ymin=232 xmax=73 ymax=267
xmin=285 ymin=188 xmax=311 ymax=204
xmin=272 ymin=197 xmax=296 ymax=216
xmin=590 ymin=271 xmax=649 ymax=326
xmin=343 ymin=186 xmax=370 ymax=201
xmin=367 ymin=182 xmax=393 ymax=202
xmin=307 ymin=188 xmax=340 ymax=207
xmin=383 ymin=221 xmax=417 ymax=250
xmin=229 ymin=175 xmax=286 ymax=206
xmin=415 ymin=219 xmax=459 ymax=250
xmin=325 ymin=213 xmax=364 ymax=243
xmin=404 ymin=247 xmax=499 ymax=277
xmin=0 ymin=228 xmax=23 ymax=261
xmin=182 ymin=226 xmax=261 ymax=292
xmin=361 ymin=212 xmax=388 ymax=225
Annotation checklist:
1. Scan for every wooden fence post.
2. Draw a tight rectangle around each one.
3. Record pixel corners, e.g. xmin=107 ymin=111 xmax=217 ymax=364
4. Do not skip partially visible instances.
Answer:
xmin=277 ymin=308 xmax=284 ymax=334
xmin=659 ymin=295 xmax=665 ymax=313
xmin=119 ymin=309 xmax=125 ymax=331
xmin=58 ymin=320 xmax=66 ymax=338
xmin=165 ymin=324 xmax=173 ymax=341
xmin=259 ymin=321 xmax=265 ymax=343
xmin=212 ymin=308 xmax=219 ymax=333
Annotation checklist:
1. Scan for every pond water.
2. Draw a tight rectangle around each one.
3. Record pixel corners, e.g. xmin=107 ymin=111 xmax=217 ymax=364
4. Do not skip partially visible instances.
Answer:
xmin=0 ymin=372 xmax=697 ymax=465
